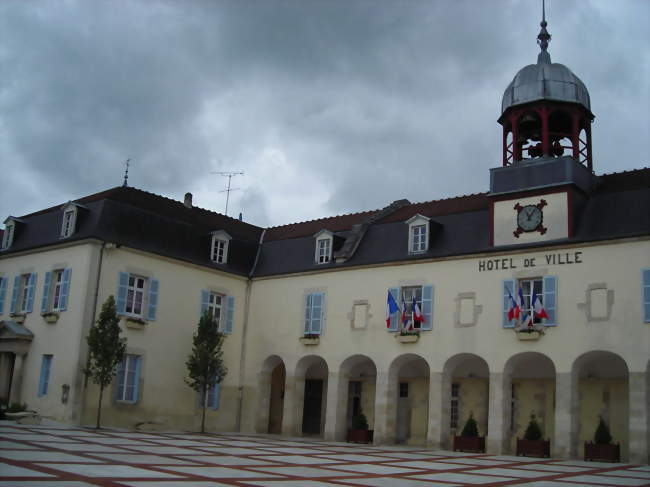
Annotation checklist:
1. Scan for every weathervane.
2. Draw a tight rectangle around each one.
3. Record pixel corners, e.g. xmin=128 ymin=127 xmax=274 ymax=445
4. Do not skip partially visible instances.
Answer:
xmin=210 ymin=171 xmax=244 ymax=216
xmin=537 ymin=0 xmax=551 ymax=53
xmin=122 ymin=158 xmax=131 ymax=187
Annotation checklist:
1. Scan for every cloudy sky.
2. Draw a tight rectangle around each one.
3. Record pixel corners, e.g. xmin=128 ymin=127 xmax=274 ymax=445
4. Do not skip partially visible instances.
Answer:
xmin=1 ymin=0 xmax=648 ymax=228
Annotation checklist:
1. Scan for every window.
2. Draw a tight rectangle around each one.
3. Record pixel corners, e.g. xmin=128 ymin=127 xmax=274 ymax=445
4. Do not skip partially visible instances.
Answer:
xmin=61 ymin=210 xmax=76 ymax=238
xmin=450 ymin=383 xmax=460 ymax=429
xmin=406 ymin=214 xmax=430 ymax=254
xmin=116 ymin=272 xmax=159 ymax=321
xmin=640 ymin=269 xmax=650 ymax=323
xmin=10 ymin=273 xmax=37 ymax=314
xmin=116 ymin=354 xmax=142 ymax=403
xmin=201 ymin=382 xmax=221 ymax=410
xmin=210 ymin=230 xmax=231 ymax=264
xmin=502 ymin=276 xmax=557 ymax=328
xmin=0 ymin=277 xmax=7 ymax=315
xmin=38 ymin=355 xmax=53 ymax=396
xmin=399 ymin=382 xmax=409 ymax=398
xmin=304 ymin=292 xmax=325 ymax=335
xmin=387 ymin=285 xmax=434 ymax=331
xmin=200 ymin=290 xmax=235 ymax=334
xmin=313 ymin=230 xmax=333 ymax=264
xmin=317 ymin=238 xmax=331 ymax=264
xmin=1 ymin=221 xmax=14 ymax=250
xmin=40 ymin=269 xmax=72 ymax=313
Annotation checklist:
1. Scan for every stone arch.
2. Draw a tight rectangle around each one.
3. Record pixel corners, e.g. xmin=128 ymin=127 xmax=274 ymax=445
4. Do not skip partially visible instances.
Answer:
xmin=572 ymin=351 xmax=629 ymax=461
xmin=440 ymin=354 xmax=490 ymax=448
xmin=387 ymin=354 xmax=430 ymax=445
xmin=294 ymin=355 xmax=329 ymax=436
xmin=255 ymin=355 xmax=286 ymax=434
xmin=504 ymin=352 xmax=556 ymax=453
xmin=339 ymin=355 xmax=377 ymax=437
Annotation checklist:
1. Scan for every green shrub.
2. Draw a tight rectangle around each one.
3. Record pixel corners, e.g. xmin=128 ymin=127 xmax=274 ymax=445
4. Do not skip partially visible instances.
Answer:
xmin=352 ymin=411 xmax=369 ymax=430
xmin=594 ymin=416 xmax=612 ymax=445
xmin=460 ymin=413 xmax=479 ymax=437
xmin=7 ymin=402 xmax=27 ymax=413
xmin=523 ymin=414 xmax=543 ymax=441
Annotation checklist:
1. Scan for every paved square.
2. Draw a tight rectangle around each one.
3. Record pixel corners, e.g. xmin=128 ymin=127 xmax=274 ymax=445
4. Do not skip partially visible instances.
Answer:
xmin=1 ymin=422 xmax=648 ymax=487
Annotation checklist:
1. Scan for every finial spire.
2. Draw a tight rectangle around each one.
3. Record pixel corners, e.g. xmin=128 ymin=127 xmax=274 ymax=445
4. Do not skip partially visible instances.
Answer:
xmin=122 ymin=158 xmax=131 ymax=187
xmin=536 ymin=0 xmax=551 ymax=63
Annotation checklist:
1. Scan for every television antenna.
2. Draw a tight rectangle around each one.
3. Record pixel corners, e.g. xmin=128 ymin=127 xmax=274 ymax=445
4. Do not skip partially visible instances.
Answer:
xmin=122 ymin=158 xmax=131 ymax=187
xmin=211 ymin=171 xmax=244 ymax=216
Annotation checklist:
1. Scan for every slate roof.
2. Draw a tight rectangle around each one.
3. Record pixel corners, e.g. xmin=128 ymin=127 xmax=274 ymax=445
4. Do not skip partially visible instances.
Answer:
xmin=1 ymin=168 xmax=648 ymax=278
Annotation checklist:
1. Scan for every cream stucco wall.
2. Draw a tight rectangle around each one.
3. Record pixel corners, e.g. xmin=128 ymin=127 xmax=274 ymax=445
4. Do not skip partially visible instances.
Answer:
xmin=0 ymin=241 xmax=101 ymax=422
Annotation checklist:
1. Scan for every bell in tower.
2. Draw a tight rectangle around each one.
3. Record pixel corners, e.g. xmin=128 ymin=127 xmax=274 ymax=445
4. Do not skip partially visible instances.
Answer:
xmin=498 ymin=3 xmax=594 ymax=171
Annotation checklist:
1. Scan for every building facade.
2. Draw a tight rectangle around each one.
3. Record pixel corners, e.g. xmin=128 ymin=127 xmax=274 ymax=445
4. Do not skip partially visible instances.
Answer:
xmin=1 ymin=20 xmax=649 ymax=464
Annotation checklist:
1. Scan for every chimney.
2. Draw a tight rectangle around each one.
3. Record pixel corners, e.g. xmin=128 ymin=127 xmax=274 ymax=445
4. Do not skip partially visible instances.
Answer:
xmin=184 ymin=192 xmax=192 ymax=208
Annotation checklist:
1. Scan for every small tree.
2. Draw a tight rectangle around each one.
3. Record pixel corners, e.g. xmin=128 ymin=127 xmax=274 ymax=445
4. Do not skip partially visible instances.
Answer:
xmin=460 ymin=412 xmax=479 ymax=437
xmin=594 ymin=416 xmax=613 ymax=445
xmin=352 ymin=410 xmax=369 ymax=430
xmin=186 ymin=311 xmax=228 ymax=433
xmin=85 ymin=296 xmax=126 ymax=429
xmin=523 ymin=414 xmax=543 ymax=441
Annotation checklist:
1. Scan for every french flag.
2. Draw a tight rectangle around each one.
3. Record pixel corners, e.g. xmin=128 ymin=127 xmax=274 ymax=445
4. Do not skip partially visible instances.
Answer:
xmin=401 ymin=295 xmax=409 ymax=328
xmin=532 ymin=289 xmax=549 ymax=320
xmin=412 ymin=295 xmax=424 ymax=327
xmin=386 ymin=291 xmax=399 ymax=328
xmin=506 ymin=290 xmax=518 ymax=322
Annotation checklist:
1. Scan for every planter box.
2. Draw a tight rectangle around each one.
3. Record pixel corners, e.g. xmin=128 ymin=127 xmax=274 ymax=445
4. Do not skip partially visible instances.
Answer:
xmin=516 ymin=438 xmax=550 ymax=458
xmin=125 ymin=319 xmax=146 ymax=330
xmin=347 ymin=429 xmax=374 ymax=443
xmin=584 ymin=442 xmax=620 ymax=462
xmin=42 ymin=314 xmax=59 ymax=324
xmin=453 ymin=435 xmax=485 ymax=453
xmin=396 ymin=334 xmax=419 ymax=343
xmin=299 ymin=337 xmax=320 ymax=345
xmin=516 ymin=330 xmax=541 ymax=341
xmin=10 ymin=314 xmax=26 ymax=324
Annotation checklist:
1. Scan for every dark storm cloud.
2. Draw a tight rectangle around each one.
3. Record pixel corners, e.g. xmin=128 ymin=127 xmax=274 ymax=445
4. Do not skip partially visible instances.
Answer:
xmin=1 ymin=0 xmax=648 ymax=226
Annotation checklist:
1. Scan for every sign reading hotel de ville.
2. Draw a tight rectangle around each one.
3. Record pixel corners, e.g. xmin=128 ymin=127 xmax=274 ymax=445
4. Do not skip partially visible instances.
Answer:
xmin=478 ymin=250 xmax=583 ymax=272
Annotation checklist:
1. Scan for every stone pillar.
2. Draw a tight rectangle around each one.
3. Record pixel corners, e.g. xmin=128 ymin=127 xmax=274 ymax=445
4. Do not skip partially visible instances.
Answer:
xmin=427 ymin=372 xmax=444 ymax=450
xmin=629 ymin=372 xmax=649 ymax=464
xmin=8 ymin=353 xmax=25 ymax=405
xmin=554 ymin=372 xmax=577 ymax=459
xmin=487 ymin=372 xmax=510 ymax=455
xmin=324 ymin=371 xmax=348 ymax=441
xmin=255 ymin=370 xmax=272 ymax=433
xmin=281 ymin=375 xmax=303 ymax=437
xmin=373 ymin=370 xmax=391 ymax=445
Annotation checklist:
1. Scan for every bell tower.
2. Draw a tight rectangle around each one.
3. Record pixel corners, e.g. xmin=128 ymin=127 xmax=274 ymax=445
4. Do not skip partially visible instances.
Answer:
xmin=498 ymin=3 xmax=594 ymax=171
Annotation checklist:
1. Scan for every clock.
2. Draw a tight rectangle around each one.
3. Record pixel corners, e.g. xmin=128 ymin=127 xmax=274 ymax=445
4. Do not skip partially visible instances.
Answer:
xmin=513 ymin=200 xmax=547 ymax=237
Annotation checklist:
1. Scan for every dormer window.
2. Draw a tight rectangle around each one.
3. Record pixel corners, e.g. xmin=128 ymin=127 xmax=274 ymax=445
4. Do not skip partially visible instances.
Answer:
xmin=406 ymin=214 xmax=430 ymax=254
xmin=60 ymin=202 xmax=85 ymax=239
xmin=313 ymin=230 xmax=333 ymax=264
xmin=210 ymin=230 xmax=232 ymax=264
xmin=1 ymin=217 xmax=19 ymax=250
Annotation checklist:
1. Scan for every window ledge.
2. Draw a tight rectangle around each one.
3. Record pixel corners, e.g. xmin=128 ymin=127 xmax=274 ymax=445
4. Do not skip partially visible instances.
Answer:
xmin=396 ymin=334 xmax=419 ymax=343
xmin=10 ymin=313 xmax=26 ymax=324
xmin=124 ymin=317 xmax=147 ymax=330
xmin=515 ymin=328 xmax=544 ymax=341
xmin=299 ymin=336 xmax=320 ymax=346
xmin=41 ymin=312 xmax=60 ymax=324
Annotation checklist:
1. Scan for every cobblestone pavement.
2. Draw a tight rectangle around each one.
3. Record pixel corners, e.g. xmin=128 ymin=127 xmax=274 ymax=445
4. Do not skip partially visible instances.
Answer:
xmin=1 ymin=421 xmax=648 ymax=487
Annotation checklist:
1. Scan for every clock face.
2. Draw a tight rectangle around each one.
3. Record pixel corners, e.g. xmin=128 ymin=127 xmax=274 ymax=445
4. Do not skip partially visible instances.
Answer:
xmin=517 ymin=204 xmax=542 ymax=232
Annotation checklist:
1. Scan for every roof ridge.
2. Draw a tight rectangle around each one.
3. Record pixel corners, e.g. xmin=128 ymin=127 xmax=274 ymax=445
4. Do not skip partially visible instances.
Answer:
xmin=406 ymin=191 xmax=489 ymax=207
xmin=266 ymin=208 xmax=379 ymax=231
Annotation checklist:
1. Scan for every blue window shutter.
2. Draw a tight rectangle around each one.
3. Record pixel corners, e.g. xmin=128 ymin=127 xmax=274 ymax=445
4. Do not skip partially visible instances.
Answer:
xmin=116 ymin=272 xmax=129 ymax=314
xmin=116 ymin=357 xmax=126 ymax=400
xmin=224 ymin=296 xmax=235 ymax=334
xmin=133 ymin=355 xmax=142 ymax=402
xmin=40 ymin=272 xmax=52 ymax=313
xmin=304 ymin=294 xmax=312 ymax=334
xmin=421 ymin=285 xmax=434 ymax=330
xmin=26 ymin=273 xmax=37 ymax=313
xmin=38 ymin=355 xmax=52 ymax=396
xmin=0 ymin=277 xmax=8 ymax=314
xmin=147 ymin=278 xmax=159 ymax=321
xmin=388 ymin=287 xmax=400 ymax=331
xmin=543 ymin=275 xmax=557 ymax=326
xmin=207 ymin=382 xmax=221 ymax=409
xmin=640 ymin=269 xmax=650 ymax=323
xmin=503 ymin=279 xmax=516 ymax=328
xmin=59 ymin=268 xmax=72 ymax=311
xmin=10 ymin=276 xmax=19 ymax=314
xmin=200 ymin=290 xmax=210 ymax=318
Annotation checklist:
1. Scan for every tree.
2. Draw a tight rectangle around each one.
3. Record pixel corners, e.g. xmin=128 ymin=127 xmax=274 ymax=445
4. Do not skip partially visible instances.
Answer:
xmin=523 ymin=414 xmax=543 ymax=441
xmin=594 ymin=416 xmax=613 ymax=445
xmin=85 ymin=295 xmax=127 ymax=429
xmin=186 ymin=311 xmax=228 ymax=433
xmin=460 ymin=412 xmax=479 ymax=437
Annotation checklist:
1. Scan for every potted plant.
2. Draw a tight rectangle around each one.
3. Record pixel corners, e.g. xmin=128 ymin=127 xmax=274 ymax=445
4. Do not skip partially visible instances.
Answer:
xmin=453 ymin=412 xmax=485 ymax=452
xmin=124 ymin=316 xmax=147 ymax=330
xmin=9 ymin=313 xmax=26 ymax=324
xmin=585 ymin=416 xmax=620 ymax=462
xmin=41 ymin=311 xmax=59 ymax=324
xmin=515 ymin=324 xmax=544 ymax=341
xmin=516 ymin=414 xmax=550 ymax=457
xmin=396 ymin=329 xmax=420 ymax=343
xmin=347 ymin=410 xmax=374 ymax=443
xmin=299 ymin=333 xmax=320 ymax=345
